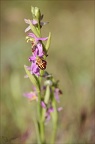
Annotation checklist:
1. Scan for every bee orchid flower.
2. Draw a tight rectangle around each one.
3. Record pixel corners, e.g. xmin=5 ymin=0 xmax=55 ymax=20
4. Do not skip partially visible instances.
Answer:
xmin=28 ymin=42 xmax=46 ymax=76
xmin=24 ymin=15 xmax=48 ymax=32
xmin=26 ymin=32 xmax=48 ymax=44
xmin=29 ymin=42 xmax=44 ymax=62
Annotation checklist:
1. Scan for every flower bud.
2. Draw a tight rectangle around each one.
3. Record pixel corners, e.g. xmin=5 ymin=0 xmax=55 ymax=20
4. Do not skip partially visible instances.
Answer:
xmin=31 ymin=6 xmax=41 ymax=20
xmin=34 ymin=7 xmax=41 ymax=20
xmin=31 ymin=6 xmax=35 ymax=18
xmin=44 ymin=80 xmax=52 ymax=86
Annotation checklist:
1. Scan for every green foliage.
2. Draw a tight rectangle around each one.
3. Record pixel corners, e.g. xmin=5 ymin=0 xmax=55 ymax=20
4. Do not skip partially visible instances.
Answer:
xmin=45 ymin=32 xmax=51 ymax=51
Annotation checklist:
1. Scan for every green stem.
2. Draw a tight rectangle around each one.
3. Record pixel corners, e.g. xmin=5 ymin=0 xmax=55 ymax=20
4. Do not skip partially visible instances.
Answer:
xmin=33 ymin=118 xmax=41 ymax=144
xmin=40 ymin=119 xmax=45 ymax=144
xmin=35 ymin=25 xmax=45 ymax=143
xmin=37 ymin=91 xmax=41 ymax=120
xmin=40 ymin=85 xmax=50 ymax=143
xmin=51 ymin=120 xmax=57 ymax=144
xmin=51 ymin=91 xmax=58 ymax=144
xmin=37 ymin=83 xmax=45 ymax=144
xmin=37 ymin=20 xmax=41 ymax=36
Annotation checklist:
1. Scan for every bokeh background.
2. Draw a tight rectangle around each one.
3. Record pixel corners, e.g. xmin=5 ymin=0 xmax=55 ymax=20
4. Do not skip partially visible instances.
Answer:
xmin=1 ymin=0 xmax=95 ymax=144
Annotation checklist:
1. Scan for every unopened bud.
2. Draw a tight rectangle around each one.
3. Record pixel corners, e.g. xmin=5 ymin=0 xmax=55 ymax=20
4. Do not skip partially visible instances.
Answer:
xmin=44 ymin=80 xmax=52 ymax=86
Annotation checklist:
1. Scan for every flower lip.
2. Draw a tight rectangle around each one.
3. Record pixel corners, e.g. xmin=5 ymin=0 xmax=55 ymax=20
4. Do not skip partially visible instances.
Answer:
xmin=36 ymin=57 xmax=47 ymax=70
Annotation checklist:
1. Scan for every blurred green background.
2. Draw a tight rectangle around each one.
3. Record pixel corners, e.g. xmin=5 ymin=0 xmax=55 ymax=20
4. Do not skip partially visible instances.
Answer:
xmin=1 ymin=0 xmax=95 ymax=144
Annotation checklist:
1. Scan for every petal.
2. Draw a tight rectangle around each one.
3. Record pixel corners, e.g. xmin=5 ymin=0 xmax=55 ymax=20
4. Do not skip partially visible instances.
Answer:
xmin=32 ymin=19 xmax=38 ymax=25
xmin=23 ymin=91 xmax=34 ymax=99
xmin=24 ymin=74 xmax=28 ymax=78
xmin=37 ymin=37 xmax=48 ymax=41
xmin=54 ymin=88 xmax=60 ymax=103
xmin=31 ymin=62 xmax=40 ymax=76
xmin=24 ymin=19 xmax=38 ymax=32
xmin=29 ymin=54 xmax=36 ymax=61
xmin=41 ymin=101 xmax=46 ymax=109
xmin=28 ymin=33 xmax=48 ymax=42
xmin=24 ymin=19 xmax=37 ymax=25
xmin=31 ymin=62 xmax=37 ymax=71
xmin=25 ymin=65 xmax=31 ymax=71
xmin=23 ymin=92 xmax=38 ymax=101
xmin=57 ymin=107 xmax=63 ymax=112
xmin=24 ymin=19 xmax=30 ymax=24
xmin=36 ymin=43 xmax=44 ymax=57
xmin=40 ymin=21 xmax=49 ymax=26
xmin=32 ymin=86 xmax=37 ymax=92
xmin=25 ymin=26 xmax=31 ymax=33
xmin=45 ymin=111 xmax=51 ymax=121
xmin=28 ymin=33 xmax=37 ymax=41
xmin=30 ymin=95 xmax=38 ymax=101
xmin=40 ymin=14 xmax=44 ymax=20
xmin=48 ymin=107 xmax=54 ymax=113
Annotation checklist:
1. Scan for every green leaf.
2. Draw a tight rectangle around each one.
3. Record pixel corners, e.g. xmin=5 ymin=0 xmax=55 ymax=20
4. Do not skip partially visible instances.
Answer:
xmin=51 ymin=91 xmax=58 ymax=123
xmin=31 ymin=6 xmax=35 ymax=14
xmin=29 ymin=20 xmax=40 ymax=37
xmin=24 ymin=65 xmax=40 ymax=92
xmin=50 ymin=93 xmax=58 ymax=144
xmin=45 ymin=32 xmax=51 ymax=51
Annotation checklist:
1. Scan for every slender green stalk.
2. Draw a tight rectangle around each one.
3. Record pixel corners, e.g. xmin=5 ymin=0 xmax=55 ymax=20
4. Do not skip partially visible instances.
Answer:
xmin=40 ymin=119 xmax=45 ymax=144
xmin=37 ymin=76 xmax=45 ymax=144
xmin=33 ymin=118 xmax=41 ymax=144
xmin=35 ymin=19 xmax=45 ymax=144
xmin=51 ymin=120 xmax=57 ymax=144
xmin=51 ymin=90 xmax=58 ymax=144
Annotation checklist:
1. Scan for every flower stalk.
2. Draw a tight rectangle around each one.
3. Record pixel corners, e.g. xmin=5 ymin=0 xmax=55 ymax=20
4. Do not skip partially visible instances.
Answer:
xmin=24 ymin=6 xmax=62 ymax=144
